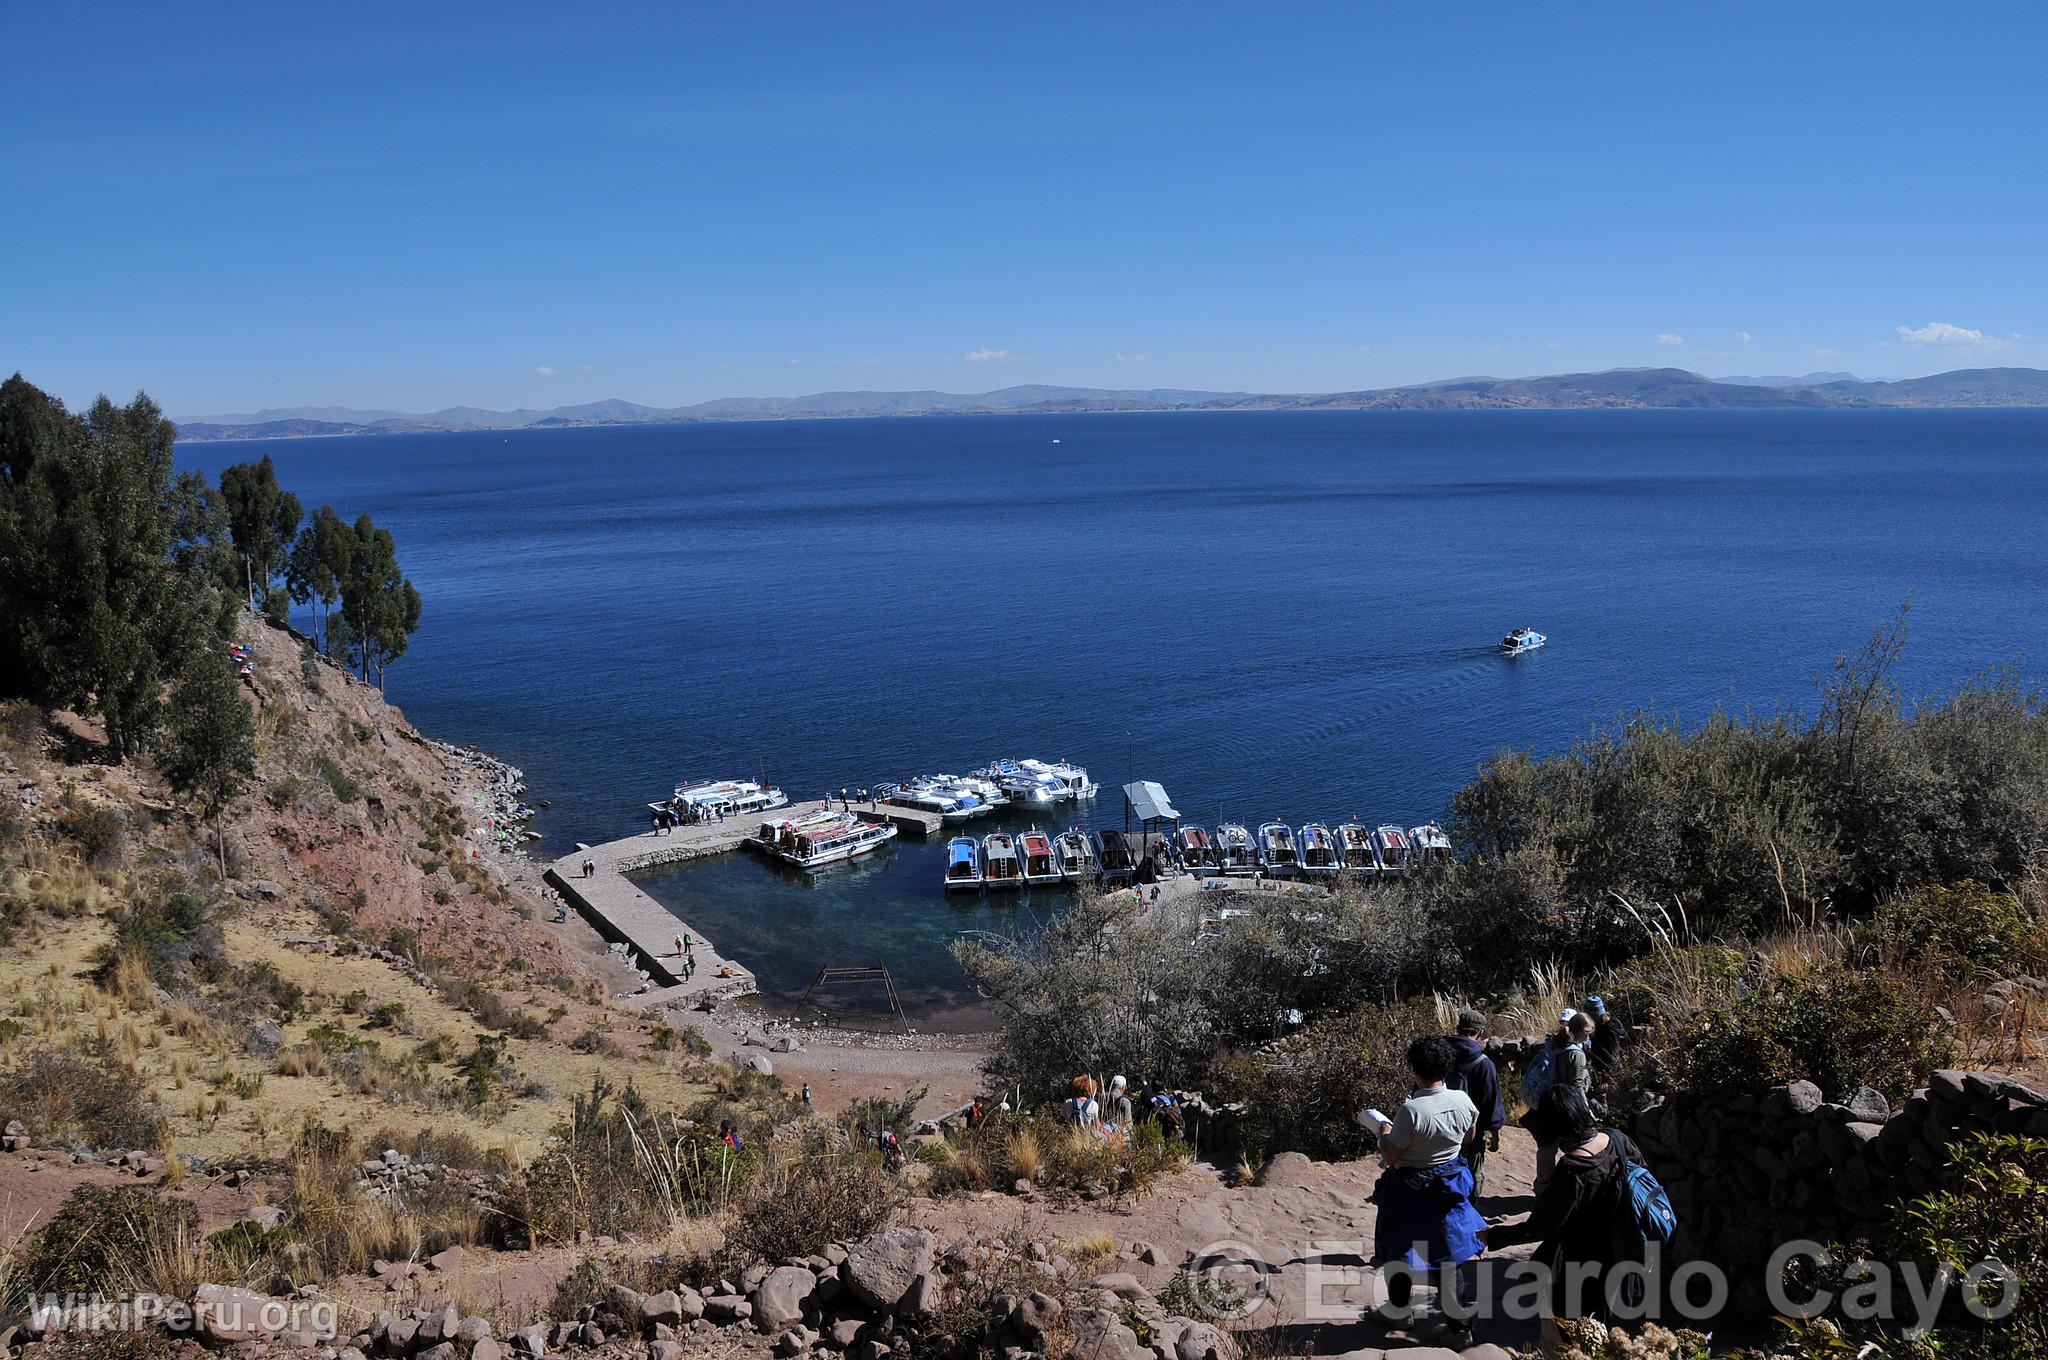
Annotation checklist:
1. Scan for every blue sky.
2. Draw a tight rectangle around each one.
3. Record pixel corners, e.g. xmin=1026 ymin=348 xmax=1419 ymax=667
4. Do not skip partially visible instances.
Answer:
xmin=5 ymin=3 xmax=2044 ymax=414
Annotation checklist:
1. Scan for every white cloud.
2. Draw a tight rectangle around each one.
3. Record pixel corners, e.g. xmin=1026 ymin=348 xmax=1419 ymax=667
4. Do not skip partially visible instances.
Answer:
xmin=965 ymin=348 xmax=1012 ymax=363
xmin=1735 ymin=330 xmax=1753 ymax=344
xmin=534 ymin=365 xmax=557 ymax=377
xmin=1895 ymin=320 xmax=2009 ymax=348
xmin=1655 ymin=334 xmax=1684 ymax=346
xmin=1116 ymin=353 xmax=1147 ymax=364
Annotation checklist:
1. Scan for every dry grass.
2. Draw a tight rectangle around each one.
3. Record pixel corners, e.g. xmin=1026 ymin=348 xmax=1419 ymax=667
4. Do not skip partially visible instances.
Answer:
xmin=1059 ymin=1229 xmax=1118 ymax=1266
xmin=1007 ymin=1127 xmax=1042 ymax=1181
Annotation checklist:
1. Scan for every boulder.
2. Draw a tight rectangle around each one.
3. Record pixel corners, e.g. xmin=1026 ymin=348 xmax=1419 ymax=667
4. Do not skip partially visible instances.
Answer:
xmin=455 ymin=1316 xmax=493 ymax=1344
xmin=843 ymin=1227 xmax=937 ymax=1311
xmin=1762 ymin=1081 xmax=1823 ymax=1117
xmin=472 ymin=1340 xmax=504 ymax=1360
xmin=1012 ymin=1290 xmax=1062 ymax=1341
xmin=774 ymin=1331 xmax=808 ymax=1357
xmin=1254 ymin=1152 xmax=1315 ymax=1187
xmin=902 ymin=1271 xmax=942 ymax=1317
xmin=428 ymin=1246 xmax=468 ymax=1274
xmin=1131 ymin=1241 xmax=1162 ymax=1266
xmin=417 ymin=1346 xmax=458 ymax=1360
xmin=193 ymin=1284 xmax=323 ymax=1346
xmin=1174 ymin=1322 xmax=1240 ymax=1360
xmin=1070 ymin=1307 xmax=1150 ymax=1360
xmin=1844 ymin=1087 xmax=1892 ymax=1124
xmin=827 ymin=1319 xmax=865 ymax=1349
xmin=704 ymin=1296 xmax=752 ymax=1322
xmin=648 ymin=1343 xmax=685 ymax=1360
xmin=642 ymin=1290 xmax=687 ymax=1326
xmin=245 ymin=1204 xmax=289 ymax=1230
xmin=417 ymin=1304 xmax=460 ymax=1347
xmin=382 ymin=1318 xmax=419 ymax=1354
xmin=1089 ymin=1273 xmax=1146 ymax=1301
xmin=247 ymin=1019 xmax=287 ymax=1056
xmin=753 ymin=1268 xmax=818 ymax=1332
xmin=511 ymin=1324 xmax=548 ymax=1357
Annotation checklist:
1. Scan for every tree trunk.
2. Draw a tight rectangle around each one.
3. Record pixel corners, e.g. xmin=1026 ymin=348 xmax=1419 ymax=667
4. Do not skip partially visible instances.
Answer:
xmin=215 ymin=813 xmax=227 ymax=881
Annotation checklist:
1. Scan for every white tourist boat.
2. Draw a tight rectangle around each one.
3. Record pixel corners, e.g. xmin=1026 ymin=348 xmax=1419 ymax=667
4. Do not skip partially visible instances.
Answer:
xmin=1258 ymin=821 xmax=1301 ymax=877
xmin=1500 ymin=627 xmax=1546 ymax=655
xmin=1216 ymin=823 xmax=1258 ymax=875
xmin=1372 ymin=823 xmax=1413 ymax=875
xmin=944 ymin=836 xmax=983 ymax=891
xmin=982 ymin=832 xmax=1024 ymax=889
xmin=756 ymin=811 xmax=896 ymax=869
xmin=1020 ymin=758 xmax=1097 ymax=800
xmin=1017 ymin=828 xmax=1062 ymax=886
xmin=878 ymin=779 xmax=977 ymax=822
xmin=1176 ymin=825 xmax=1219 ymax=874
xmin=1298 ymin=823 xmax=1341 ymax=877
xmin=1409 ymin=821 xmax=1452 ymax=865
xmin=1053 ymin=827 xmax=1097 ymax=880
xmin=979 ymin=759 xmax=1066 ymax=806
xmin=1337 ymin=822 xmax=1379 ymax=874
xmin=671 ymin=778 xmax=787 ymax=820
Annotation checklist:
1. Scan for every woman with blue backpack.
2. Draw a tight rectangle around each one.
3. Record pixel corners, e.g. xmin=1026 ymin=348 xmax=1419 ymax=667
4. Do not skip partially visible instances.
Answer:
xmin=1482 ymin=1084 xmax=1675 ymax=1354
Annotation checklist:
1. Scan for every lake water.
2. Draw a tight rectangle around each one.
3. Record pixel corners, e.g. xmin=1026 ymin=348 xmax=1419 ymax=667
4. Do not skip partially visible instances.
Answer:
xmin=178 ymin=410 xmax=2048 ymax=1019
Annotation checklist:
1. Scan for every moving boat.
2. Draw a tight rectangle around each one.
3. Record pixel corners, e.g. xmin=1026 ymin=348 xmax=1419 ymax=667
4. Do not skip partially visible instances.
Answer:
xmin=1298 ymin=823 xmax=1341 ymax=877
xmin=672 ymin=778 xmax=787 ymax=821
xmin=1500 ymin=627 xmax=1546 ymax=655
xmin=756 ymin=811 xmax=897 ymax=870
xmin=1372 ymin=823 xmax=1413 ymax=875
xmin=944 ymin=836 xmax=984 ymax=892
xmin=1096 ymin=829 xmax=1136 ymax=882
xmin=1258 ymin=821 xmax=1301 ymax=876
xmin=981 ymin=832 xmax=1023 ymax=889
xmin=1409 ymin=821 xmax=1452 ymax=865
xmin=1017 ymin=829 xmax=1061 ymax=886
xmin=1176 ymin=825 xmax=1218 ymax=874
xmin=1337 ymin=822 xmax=1379 ymax=874
xmin=1053 ymin=828 xmax=1098 ymax=881
xmin=1216 ymin=823 xmax=1258 ymax=876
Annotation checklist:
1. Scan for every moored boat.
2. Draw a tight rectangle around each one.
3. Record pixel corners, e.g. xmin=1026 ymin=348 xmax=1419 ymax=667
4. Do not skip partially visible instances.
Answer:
xmin=1298 ymin=823 xmax=1341 ymax=876
xmin=1216 ymin=823 xmax=1258 ymax=876
xmin=672 ymin=778 xmax=787 ymax=821
xmin=878 ymin=779 xmax=975 ymax=822
xmin=757 ymin=811 xmax=897 ymax=869
xmin=1258 ymin=821 xmax=1301 ymax=876
xmin=1053 ymin=828 xmax=1098 ymax=881
xmin=1018 ymin=828 xmax=1061 ymax=885
xmin=1372 ymin=823 xmax=1412 ymax=875
xmin=944 ymin=836 xmax=984 ymax=891
xmin=1409 ymin=821 xmax=1452 ymax=865
xmin=1175 ymin=825 xmax=1218 ymax=874
xmin=1022 ymin=758 xmax=1097 ymax=800
xmin=1096 ymin=829 xmax=1136 ymax=882
xmin=980 ymin=759 xmax=1066 ymax=806
xmin=1337 ymin=822 xmax=1379 ymax=874
xmin=982 ymin=832 xmax=1023 ymax=889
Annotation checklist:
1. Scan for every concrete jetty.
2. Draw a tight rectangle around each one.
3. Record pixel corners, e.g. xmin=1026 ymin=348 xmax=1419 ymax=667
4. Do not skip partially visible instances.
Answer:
xmin=544 ymin=796 xmax=943 ymax=1010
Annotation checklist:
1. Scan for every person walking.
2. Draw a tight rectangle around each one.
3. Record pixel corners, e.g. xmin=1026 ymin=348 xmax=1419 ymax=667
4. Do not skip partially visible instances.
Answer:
xmin=1584 ymin=995 xmax=1628 ymax=1076
xmin=674 ymin=933 xmax=685 ymax=959
xmin=1369 ymin=1035 xmax=1486 ymax=1348
xmin=802 ymin=1083 xmax=813 ymax=1109
xmin=1526 ymin=1011 xmax=1594 ymax=1194
xmin=1482 ymin=1084 xmax=1648 ymax=1354
xmin=1064 ymin=1075 xmax=1101 ymax=1130
xmin=1106 ymin=1075 xmax=1135 ymax=1132
xmin=1445 ymin=1010 xmax=1506 ymax=1197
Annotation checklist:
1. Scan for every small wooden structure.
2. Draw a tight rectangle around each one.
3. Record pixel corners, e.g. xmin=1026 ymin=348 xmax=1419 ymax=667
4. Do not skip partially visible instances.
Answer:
xmin=797 ymin=962 xmax=908 ymax=1031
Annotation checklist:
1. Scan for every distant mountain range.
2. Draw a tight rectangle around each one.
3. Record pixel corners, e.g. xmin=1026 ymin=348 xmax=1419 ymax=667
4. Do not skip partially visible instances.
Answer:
xmin=175 ymin=367 xmax=2048 ymax=441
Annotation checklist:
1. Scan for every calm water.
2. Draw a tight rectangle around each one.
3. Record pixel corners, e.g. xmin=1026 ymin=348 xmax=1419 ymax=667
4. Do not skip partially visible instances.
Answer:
xmin=179 ymin=410 xmax=2048 ymax=1018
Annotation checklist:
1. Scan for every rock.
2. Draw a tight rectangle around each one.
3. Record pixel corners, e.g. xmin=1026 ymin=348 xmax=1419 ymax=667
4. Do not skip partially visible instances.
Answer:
xmin=843 ymin=1227 xmax=937 ymax=1311
xmin=417 ymin=1304 xmax=460 ymax=1347
xmin=753 ymin=1268 xmax=817 ymax=1331
xmin=849 ymin=1341 xmax=892 ymax=1360
xmin=428 ymin=1246 xmax=468 ymax=1274
xmin=472 ymin=1340 xmax=503 ymax=1360
xmin=1379 ymin=1349 xmax=1461 ymax=1360
xmin=642 ymin=1290 xmax=687 ymax=1326
xmin=1174 ymin=1322 xmax=1240 ymax=1360
xmin=1255 ymin=1151 xmax=1316 ymax=1187
xmin=417 ymin=1346 xmax=459 ymax=1360
xmin=1845 ymin=1087 xmax=1892 ymax=1123
xmin=1132 ymin=1241 xmax=1162 ymax=1265
xmin=902 ymin=1271 xmax=942 ymax=1317
xmin=247 ymin=1019 xmax=287 ymax=1056
xmin=828 ymin=1319 xmax=865 ymax=1349
xmin=1089 ymin=1273 xmax=1146 ymax=1301
xmin=246 ymin=1204 xmax=289 ymax=1230
xmin=704 ymin=1296 xmax=752 ymax=1322
xmin=1012 ymin=1290 xmax=1062 ymax=1341
xmin=511 ymin=1324 xmax=547 ymax=1357
xmin=675 ymin=1289 xmax=706 ymax=1321
xmin=382 ymin=1318 xmax=419 ymax=1354
xmin=774 ymin=1332 xmax=808 ymax=1357
xmin=1763 ymin=1081 xmax=1823 ymax=1117
xmin=1928 ymin=1071 xmax=1968 ymax=1105
xmin=648 ymin=1343 xmax=685 ymax=1360
xmin=455 ymin=1316 xmax=493 ymax=1344
xmin=338 ymin=1349 xmax=367 ymax=1360
xmin=751 ymin=1055 xmax=775 ymax=1076
xmin=1458 ymin=1346 xmax=1517 ymax=1360
xmin=1070 ymin=1307 xmax=1150 ymax=1360
xmin=194 ymin=1284 xmax=321 ymax=1345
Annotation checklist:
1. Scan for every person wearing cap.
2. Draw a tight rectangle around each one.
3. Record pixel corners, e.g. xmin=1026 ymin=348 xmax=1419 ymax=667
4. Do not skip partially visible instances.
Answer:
xmin=1583 ymin=995 xmax=1628 ymax=1075
xmin=1530 ymin=1010 xmax=1593 ymax=1193
xmin=1445 ymin=1009 xmax=1506 ymax=1197
xmin=1106 ymin=1075 xmax=1135 ymax=1131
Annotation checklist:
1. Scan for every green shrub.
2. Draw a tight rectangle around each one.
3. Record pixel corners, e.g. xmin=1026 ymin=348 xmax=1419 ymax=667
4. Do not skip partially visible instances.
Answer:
xmin=1215 ymin=997 xmax=1442 ymax=1161
xmin=98 ymin=890 xmax=220 ymax=985
xmin=14 ymin=1185 xmax=197 ymax=1295
xmin=57 ymin=804 xmax=125 ymax=867
xmin=311 ymin=753 xmax=359 ymax=802
xmin=1893 ymin=1132 xmax=2047 ymax=1358
xmin=1672 ymin=963 xmax=1953 ymax=1103
xmin=1 ymin=1039 xmax=169 ymax=1152
xmin=723 ymin=1130 xmax=899 ymax=1267
xmin=1874 ymin=880 xmax=2036 ymax=979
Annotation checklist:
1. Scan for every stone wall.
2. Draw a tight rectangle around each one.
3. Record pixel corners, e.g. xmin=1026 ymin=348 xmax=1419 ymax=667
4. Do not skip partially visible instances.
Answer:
xmin=1629 ymin=1069 xmax=2048 ymax=1310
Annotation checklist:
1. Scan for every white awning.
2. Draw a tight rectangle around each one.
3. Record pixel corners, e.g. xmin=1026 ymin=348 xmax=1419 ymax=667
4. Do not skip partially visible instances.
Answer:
xmin=1122 ymin=780 xmax=1180 ymax=822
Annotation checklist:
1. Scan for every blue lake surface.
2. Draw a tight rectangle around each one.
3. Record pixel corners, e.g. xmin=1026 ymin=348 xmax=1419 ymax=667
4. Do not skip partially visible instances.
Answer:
xmin=178 ymin=409 xmax=2048 ymax=1018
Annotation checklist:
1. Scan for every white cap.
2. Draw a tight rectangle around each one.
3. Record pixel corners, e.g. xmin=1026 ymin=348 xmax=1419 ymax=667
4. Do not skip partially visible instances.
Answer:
xmin=1560 ymin=1007 xmax=1579 ymax=1025
xmin=1110 ymin=1075 xmax=1127 ymax=1091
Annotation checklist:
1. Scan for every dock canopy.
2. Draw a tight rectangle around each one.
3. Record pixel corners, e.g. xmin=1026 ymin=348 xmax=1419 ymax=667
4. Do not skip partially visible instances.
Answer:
xmin=1122 ymin=781 xmax=1180 ymax=823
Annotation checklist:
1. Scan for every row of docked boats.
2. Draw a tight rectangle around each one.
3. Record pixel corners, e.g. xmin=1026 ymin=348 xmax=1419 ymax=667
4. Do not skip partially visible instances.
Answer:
xmin=942 ymin=819 xmax=1450 ymax=891
xmin=877 ymin=758 xmax=1096 ymax=822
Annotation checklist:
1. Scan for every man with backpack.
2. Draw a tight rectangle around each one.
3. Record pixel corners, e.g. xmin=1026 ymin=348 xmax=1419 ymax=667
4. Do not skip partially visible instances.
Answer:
xmin=1445 ymin=1009 xmax=1506 ymax=1197
xmin=1522 ymin=1010 xmax=1593 ymax=1194
xmin=1584 ymin=995 xmax=1629 ymax=1075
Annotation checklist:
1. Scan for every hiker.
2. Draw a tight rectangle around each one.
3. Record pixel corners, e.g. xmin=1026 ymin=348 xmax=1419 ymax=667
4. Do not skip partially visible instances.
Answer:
xmin=802 ymin=1083 xmax=813 ymax=1108
xmin=1584 ymin=995 xmax=1629 ymax=1075
xmin=1369 ymin=1035 xmax=1486 ymax=1349
xmin=1106 ymin=1075 xmax=1135 ymax=1130
xmin=674 ymin=934 xmax=685 ymax=959
xmin=1482 ymin=1083 xmax=1658 ymax=1353
xmin=1144 ymin=1080 xmax=1186 ymax=1137
xmin=1445 ymin=1009 xmax=1506 ymax=1197
xmin=1064 ymin=1075 xmax=1101 ymax=1130
xmin=582 ymin=857 xmax=594 ymax=878
xmin=1524 ymin=1010 xmax=1594 ymax=1193
xmin=965 ymin=1097 xmax=985 ymax=1130
xmin=719 ymin=1119 xmax=743 ymax=1152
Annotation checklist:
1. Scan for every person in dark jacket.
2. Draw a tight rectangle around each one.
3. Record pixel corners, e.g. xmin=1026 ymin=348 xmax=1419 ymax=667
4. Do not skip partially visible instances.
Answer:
xmin=1483 ymin=1083 xmax=1643 ymax=1353
xmin=1445 ymin=1009 xmax=1506 ymax=1196
xmin=1584 ymin=995 xmax=1628 ymax=1075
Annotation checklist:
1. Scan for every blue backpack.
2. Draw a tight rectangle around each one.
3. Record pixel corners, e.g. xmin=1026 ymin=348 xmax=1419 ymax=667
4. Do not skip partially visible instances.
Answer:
xmin=1614 ymin=1160 xmax=1677 ymax=1253
xmin=1519 ymin=1044 xmax=1559 ymax=1106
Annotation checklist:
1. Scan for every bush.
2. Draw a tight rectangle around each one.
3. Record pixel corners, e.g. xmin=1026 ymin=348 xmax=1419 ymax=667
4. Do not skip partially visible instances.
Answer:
xmin=1891 ymin=1132 xmax=2047 ymax=1359
xmin=723 ymin=1129 xmax=900 ymax=1267
xmin=98 ymin=890 xmax=221 ymax=985
xmin=1 ymin=1039 xmax=169 ymax=1152
xmin=311 ymin=753 xmax=359 ymax=802
xmin=1672 ymin=963 xmax=1953 ymax=1103
xmin=58 ymin=804 xmax=125 ymax=868
xmin=14 ymin=1185 xmax=197 ymax=1295
xmin=1215 ymin=998 xmax=1442 ymax=1162
xmin=1873 ymin=880 xmax=2037 ymax=980
xmin=928 ymin=1111 xmax=1188 ymax=1201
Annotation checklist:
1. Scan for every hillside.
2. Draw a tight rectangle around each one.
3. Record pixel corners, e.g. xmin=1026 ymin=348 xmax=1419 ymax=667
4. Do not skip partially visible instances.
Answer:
xmin=174 ymin=366 xmax=2048 ymax=440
